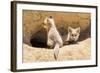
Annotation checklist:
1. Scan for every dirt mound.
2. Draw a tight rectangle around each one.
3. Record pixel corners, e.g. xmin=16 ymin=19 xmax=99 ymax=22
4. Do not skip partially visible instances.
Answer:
xmin=23 ymin=38 xmax=91 ymax=63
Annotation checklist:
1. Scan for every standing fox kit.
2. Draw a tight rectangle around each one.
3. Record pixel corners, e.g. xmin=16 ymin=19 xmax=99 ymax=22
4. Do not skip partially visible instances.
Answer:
xmin=44 ymin=16 xmax=63 ymax=60
xmin=65 ymin=26 xmax=80 ymax=44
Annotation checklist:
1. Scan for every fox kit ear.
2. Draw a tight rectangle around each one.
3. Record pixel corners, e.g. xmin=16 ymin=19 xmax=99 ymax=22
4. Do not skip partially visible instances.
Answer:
xmin=76 ymin=27 xmax=80 ymax=33
xmin=68 ymin=26 xmax=72 ymax=33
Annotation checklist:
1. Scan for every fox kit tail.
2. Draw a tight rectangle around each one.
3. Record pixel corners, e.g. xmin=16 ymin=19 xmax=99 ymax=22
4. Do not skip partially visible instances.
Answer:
xmin=54 ymin=43 xmax=60 ymax=60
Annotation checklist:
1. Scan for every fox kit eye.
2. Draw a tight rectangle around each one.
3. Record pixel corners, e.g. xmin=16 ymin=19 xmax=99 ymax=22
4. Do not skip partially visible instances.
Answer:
xmin=74 ymin=34 xmax=77 ymax=37
xmin=75 ymin=34 xmax=77 ymax=36
xmin=71 ymin=34 xmax=77 ymax=37
xmin=71 ymin=34 xmax=74 ymax=37
xmin=49 ymin=16 xmax=53 ymax=18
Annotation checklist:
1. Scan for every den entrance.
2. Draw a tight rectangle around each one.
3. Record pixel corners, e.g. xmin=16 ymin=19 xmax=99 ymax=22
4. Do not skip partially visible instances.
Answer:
xmin=30 ymin=29 xmax=48 ymax=48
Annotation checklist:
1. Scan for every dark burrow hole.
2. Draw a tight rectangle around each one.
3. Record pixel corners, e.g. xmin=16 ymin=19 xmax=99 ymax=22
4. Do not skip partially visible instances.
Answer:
xmin=30 ymin=26 xmax=91 ymax=48
xmin=30 ymin=29 xmax=48 ymax=48
xmin=30 ymin=37 xmax=48 ymax=48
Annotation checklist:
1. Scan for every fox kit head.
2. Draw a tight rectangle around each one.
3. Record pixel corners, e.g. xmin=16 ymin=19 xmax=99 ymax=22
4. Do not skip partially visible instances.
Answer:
xmin=43 ymin=16 xmax=55 ymax=31
xmin=44 ymin=16 xmax=54 ymax=25
xmin=67 ymin=26 xmax=80 ymax=42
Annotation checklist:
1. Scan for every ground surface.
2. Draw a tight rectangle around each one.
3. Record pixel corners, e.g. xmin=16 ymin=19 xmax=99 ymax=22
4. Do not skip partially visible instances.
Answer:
xmin=23 ymin=38 xmax=91 ymax=63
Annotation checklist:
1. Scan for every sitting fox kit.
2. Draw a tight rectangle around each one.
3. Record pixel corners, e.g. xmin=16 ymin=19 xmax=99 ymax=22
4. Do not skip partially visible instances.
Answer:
xmin=44 ymin=16 xmax=63 ymax=60
xmin=65 ymin=26 xmax=80 ymax=44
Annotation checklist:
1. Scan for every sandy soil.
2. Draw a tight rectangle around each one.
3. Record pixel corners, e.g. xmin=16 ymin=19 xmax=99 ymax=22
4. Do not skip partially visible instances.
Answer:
xmin=23 ymin=38 xmax=91 ymax=63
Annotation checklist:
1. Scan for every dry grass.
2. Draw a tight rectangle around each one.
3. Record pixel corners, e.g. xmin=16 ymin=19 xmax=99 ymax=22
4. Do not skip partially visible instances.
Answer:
xmin=23 ymin=38 xmax=91 ymax=63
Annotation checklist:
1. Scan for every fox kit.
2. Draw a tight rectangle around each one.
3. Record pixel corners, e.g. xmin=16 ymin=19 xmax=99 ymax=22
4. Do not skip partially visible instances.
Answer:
xmin=64 ymin=26 xmax=80 ymax=44
xmin=44 ymin=16 xmax=63 ymax=60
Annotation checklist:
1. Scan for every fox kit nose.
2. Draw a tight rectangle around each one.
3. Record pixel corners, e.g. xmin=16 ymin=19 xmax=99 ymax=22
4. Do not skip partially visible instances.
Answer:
xmin=73 ymin=37 xmax=76 ymax=39
xmin=49 ymin=16 xmax=53 ymax=18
